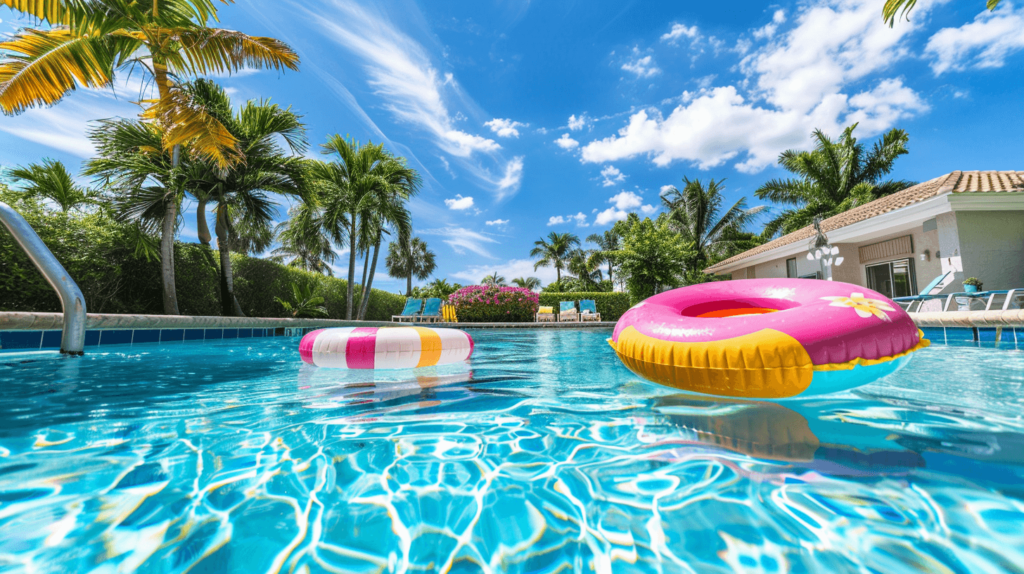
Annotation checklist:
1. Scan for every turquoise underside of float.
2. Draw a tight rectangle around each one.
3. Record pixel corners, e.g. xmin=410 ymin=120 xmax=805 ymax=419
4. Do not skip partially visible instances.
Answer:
xmin=799 ymin=354 xmax=914 ymax=397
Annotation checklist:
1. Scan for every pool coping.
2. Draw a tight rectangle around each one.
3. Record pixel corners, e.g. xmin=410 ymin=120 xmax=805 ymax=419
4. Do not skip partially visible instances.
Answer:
xmin=0 ymin=312 xmax=616 ymax=331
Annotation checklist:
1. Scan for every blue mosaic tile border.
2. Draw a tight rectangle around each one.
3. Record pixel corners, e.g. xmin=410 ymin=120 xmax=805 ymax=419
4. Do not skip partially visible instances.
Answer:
xmin=0 ymin=327 xmax=298 ymax=352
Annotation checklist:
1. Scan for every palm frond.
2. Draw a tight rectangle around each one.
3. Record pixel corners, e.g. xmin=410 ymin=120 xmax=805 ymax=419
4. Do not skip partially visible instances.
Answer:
xmin=0 ymin=28 xmax=116 ymax=114
xmin=141 ymin=85 xmax=240 ymax=169
xmin=173 ymin=27 xmax=300 ymax=76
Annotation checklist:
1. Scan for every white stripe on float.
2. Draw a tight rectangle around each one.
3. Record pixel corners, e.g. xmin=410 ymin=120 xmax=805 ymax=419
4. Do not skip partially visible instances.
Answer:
xmin=312 ymin=327 xmax=357 ymax=369
xmin=374 ymin=327 xmax=422 ymax=369
xmin=435 ymin=328 xmax=472 ymax=364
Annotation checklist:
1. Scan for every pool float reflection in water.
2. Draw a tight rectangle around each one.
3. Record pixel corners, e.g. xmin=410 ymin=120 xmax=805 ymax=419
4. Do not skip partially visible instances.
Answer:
xmin=609 ymin=279 xmax=929 ymax=399
xmin=300 ymin=326 xmax=473 ymax=369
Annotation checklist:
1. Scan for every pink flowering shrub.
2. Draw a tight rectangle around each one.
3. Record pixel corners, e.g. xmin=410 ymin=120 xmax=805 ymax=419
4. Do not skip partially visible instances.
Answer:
xmin=449 ymin=285 xmax=539 ymax=322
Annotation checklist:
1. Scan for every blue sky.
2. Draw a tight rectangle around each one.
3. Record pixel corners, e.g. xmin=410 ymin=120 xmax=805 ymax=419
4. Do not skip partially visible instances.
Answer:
xmin=2 ymin=0 xmax=1023 ymax=292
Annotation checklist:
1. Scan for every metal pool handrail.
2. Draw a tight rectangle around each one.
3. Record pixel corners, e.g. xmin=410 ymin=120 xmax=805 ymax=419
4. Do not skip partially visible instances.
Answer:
xmin=0 ymin=201 xmax=86 ymax=355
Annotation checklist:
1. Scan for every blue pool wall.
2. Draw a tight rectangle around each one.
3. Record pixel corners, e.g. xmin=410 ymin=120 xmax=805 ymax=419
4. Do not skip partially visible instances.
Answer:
xmin=0 ymin=327 xmax=322 ymax=352
xmin=0 ymin=325 xmax=1019 ymax=352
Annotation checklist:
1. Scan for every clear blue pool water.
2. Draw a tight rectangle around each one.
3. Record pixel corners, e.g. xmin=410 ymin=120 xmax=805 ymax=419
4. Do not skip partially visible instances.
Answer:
xmin=1 ymin=329 xmax=1023 ymax=573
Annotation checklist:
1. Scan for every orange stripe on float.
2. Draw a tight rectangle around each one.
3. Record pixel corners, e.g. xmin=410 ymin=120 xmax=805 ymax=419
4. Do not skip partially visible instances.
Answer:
xmin=413 ymin=327 xmax=443 ymax=368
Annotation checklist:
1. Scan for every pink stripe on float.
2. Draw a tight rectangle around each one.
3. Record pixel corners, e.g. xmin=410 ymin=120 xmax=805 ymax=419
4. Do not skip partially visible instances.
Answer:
xmin=467 ymin=332 xmax=474 ymax=359
xmin=345 ymin=327 xmax=379 ymax=369
xmin=299 ymin=329 xmax=325 ymax=365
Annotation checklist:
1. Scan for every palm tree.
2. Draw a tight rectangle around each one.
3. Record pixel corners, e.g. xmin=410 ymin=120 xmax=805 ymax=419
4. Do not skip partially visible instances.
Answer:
xmin=10 ymin=159 xmax=92 ymax=212
xmin=0 ymin=0 xmax=299 ymax=314
xmin=530 ymin=231 xmax=580 ymax=284
xmin=422 ymin=278 xmax=458 ymax=299
xmin=661 ymin=178 xmax=764 ymax=273
xmin=511 ymin=277 xmax=541 ymax=291
xmin=183 ymin=80 xmax=307 ymax=316
xmin=755 ymin=124 xmax=913 ymax=239
xmin=481 ymin=272 xmax=506 ymax=286
xmin=385 ymin=236 xmax=437 ymax=298
xmin=587 ymin=230 xmax=620 ymax=282
xmin=313 ymin=137 xmax=419 ymax=319
xmin=567 ymin=248 xmax=603 ymax=286
xmin=884 ymin=0 xmax=1000 ymax=26
xmin=272 ymin=199 xmax=337 ymax=276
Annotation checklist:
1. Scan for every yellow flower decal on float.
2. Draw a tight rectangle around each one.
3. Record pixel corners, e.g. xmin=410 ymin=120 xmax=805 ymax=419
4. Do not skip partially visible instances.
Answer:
xmin=821 ymin=292 xmax=895 ymax=321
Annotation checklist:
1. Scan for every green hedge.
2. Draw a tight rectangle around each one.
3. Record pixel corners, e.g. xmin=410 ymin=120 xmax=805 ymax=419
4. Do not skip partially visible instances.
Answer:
xmin=0 ymin=191 xmax=404 ymax=320
xmin=232 ymin=255 xmax=405 ymax=321
xmin=539 ymin=292 xmax=630 ymax=322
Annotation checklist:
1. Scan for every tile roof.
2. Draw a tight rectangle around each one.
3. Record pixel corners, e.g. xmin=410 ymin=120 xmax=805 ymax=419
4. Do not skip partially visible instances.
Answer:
xmin=706 ymin=171 xmax=1024 ymax=273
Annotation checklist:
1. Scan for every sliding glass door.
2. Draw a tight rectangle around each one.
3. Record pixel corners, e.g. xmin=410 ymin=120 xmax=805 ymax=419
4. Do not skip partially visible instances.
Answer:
xmin=866 ymin=259 xmax=916 ymax=299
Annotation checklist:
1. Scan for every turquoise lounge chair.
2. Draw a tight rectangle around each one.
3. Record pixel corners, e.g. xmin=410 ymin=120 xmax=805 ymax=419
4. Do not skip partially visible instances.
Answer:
xmin=579 ymin=299 xmax=601 ymax=322
xmin=392 ymin=298 xmax=422 ymax=322
xmin=893 ymin=270 xmax=953 ymax=312
xmin=558 ymin=301 xmax=578 ymax=322
xmin=416 ymin=298 xmax=443 ymax=323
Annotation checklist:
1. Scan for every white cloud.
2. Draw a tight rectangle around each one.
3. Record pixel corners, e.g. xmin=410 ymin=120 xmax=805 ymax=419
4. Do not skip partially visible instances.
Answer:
xmin=485 ymin=219 xmax=509 ymax=226
xmin=581 ymin=0 xmax=933 ymax=173
xmin=554 ymin=133 xmax=580 ymax=150
xmin=846 ymin=78 xmax=929 ymax=133
xmin=660 ymin=185 xmax=676 ymax=195
xmin=547 ymin=212 xmax=589 ymax=227
xmin=444 ymin=194 xmax=475 ymax=210
xmin=496 ymin=156 xmax=524 ymax=194
xmin=622 ymin=55 xmax=661 ymax=78
xmin=568 ymin=114 xmax=588 ymax=131
xmin=753 ymin=10 xmax=787 ymax=40
xmin=484 ymin=118 xmax=527 ymax=138
xmin=600 ymin=165 xmax=626 ymax=187
xmin=661 ymin=23 xmax=700 ymax=44
xmin=595 ymin=191 xmax=656 ymax=225
xmin=419 ymin=226 xmax=498 ymax=257
xmin=610 ymin=191 xmax=643 ymax=210
xmin=451 ymin=258 xmax=558 ymax=286
xmin=925 ymin=3 xmax=1024 ymax=74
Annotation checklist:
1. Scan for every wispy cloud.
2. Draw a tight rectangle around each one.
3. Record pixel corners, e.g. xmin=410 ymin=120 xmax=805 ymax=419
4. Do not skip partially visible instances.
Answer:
xmin=420 ymin=226 xmax=498 ymax=257
xmin=292 ymin=0 xmax=523 ymax=198
xmin=451 ymin=258 xmax=558 ymax=286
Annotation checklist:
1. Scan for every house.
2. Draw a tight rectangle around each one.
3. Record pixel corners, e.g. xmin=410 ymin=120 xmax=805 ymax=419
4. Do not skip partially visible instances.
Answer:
xmin=705 ymin=171 xmax=1024 ymax=305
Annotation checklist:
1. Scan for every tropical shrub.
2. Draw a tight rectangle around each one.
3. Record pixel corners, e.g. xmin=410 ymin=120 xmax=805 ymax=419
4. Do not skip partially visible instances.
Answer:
xmin=615 ymin=217 xmax=692 ymax=305
xmin=449 ymin=285 xmax=539 ymax=322
xmin=538 ymin=292 xmax=631 ymax=322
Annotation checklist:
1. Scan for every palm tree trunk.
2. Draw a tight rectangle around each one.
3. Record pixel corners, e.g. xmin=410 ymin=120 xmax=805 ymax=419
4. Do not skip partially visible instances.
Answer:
xmin=360 ymin=248 xmax=370 ymax=293
xmin=608 ymin=260 xmax=613 ymax=282
xmin=556 ymin=267 xmax=561 ymax=284
xmin=215 ymin=204 xmax=245 ymax=317
xmin=160 ymin=144 xmax=180 ymax=315
xmin=197 ymin=198 xmax=212 ymax=246
xmin=407 ymin=271 xmax=412 ymax=297
xmin=345 ymin=216 xmax=358 ymax=320
xmin=358 ymin=237 xmax=382 ymax=320
xmin=153 ymin=62 xmax=182 ymax=315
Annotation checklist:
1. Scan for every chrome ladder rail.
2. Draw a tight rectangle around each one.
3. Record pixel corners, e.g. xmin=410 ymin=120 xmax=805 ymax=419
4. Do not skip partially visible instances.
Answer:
xmin=0 ymin=201 xmax=86 ymax=355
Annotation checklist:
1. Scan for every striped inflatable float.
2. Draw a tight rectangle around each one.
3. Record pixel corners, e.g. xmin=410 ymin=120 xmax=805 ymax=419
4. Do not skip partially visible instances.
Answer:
xmin=299 ymin=327 xmax=474 ymax=369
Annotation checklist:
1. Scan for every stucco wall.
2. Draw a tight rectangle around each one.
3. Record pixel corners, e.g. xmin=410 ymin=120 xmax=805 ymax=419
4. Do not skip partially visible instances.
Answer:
xmin=956 ymin=210 xmax=1024 ymax=291
xmin=854 ymin=227 xmax=942 ymax=294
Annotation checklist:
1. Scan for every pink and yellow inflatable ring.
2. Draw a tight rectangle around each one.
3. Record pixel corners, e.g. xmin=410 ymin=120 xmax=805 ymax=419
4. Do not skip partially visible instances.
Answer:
xmin=609 ymin=279 xmax=928 ymax=399
xmin=300 ymin=327 xmax=473 ymax=369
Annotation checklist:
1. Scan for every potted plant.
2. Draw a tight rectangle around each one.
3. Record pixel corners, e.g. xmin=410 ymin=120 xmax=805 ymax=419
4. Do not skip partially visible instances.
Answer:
xmin=963 ymin=277 xmax=983 ymax=293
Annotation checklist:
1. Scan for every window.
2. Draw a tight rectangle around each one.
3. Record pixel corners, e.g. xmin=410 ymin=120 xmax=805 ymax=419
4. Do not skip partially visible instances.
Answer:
xmin=786 ymin=258 xmax=797 ymax=278
xmin=866 ymin=258 xmax=917 ymax=299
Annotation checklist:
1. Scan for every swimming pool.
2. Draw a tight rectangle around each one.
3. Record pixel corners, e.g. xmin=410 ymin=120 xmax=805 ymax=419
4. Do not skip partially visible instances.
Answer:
xmin=1 ymin=329 xmax=1022 ymax=573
